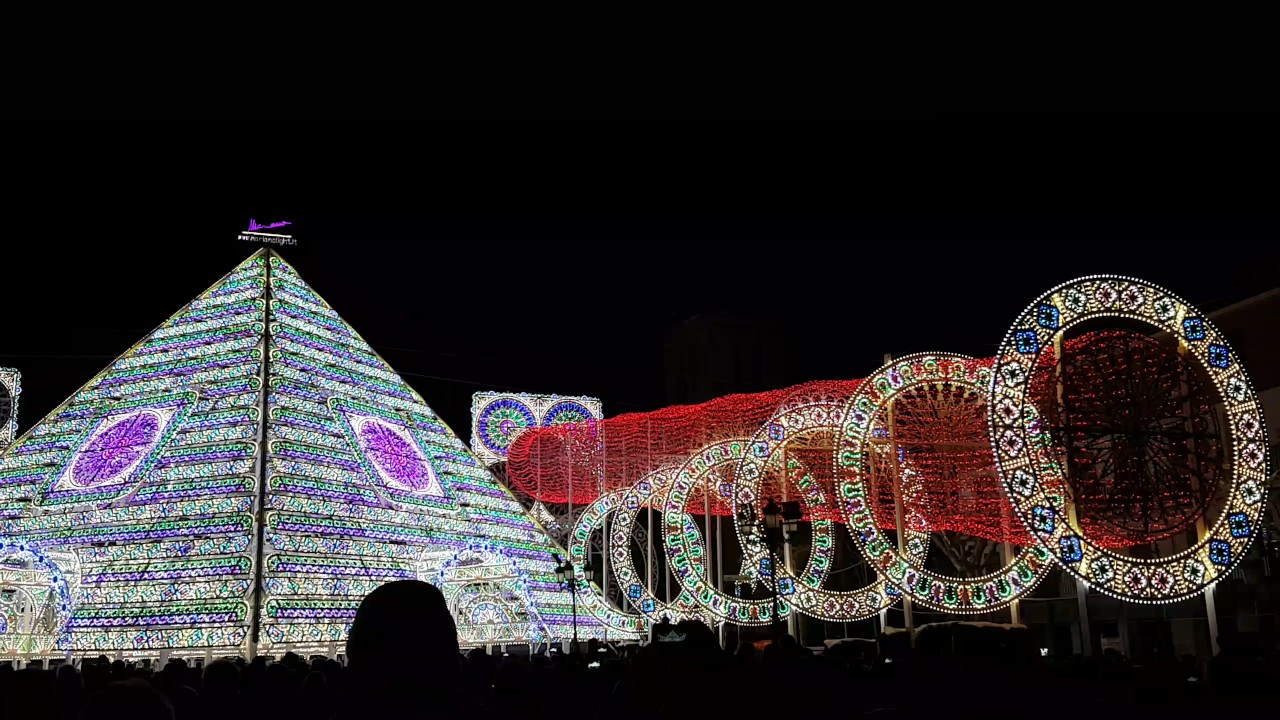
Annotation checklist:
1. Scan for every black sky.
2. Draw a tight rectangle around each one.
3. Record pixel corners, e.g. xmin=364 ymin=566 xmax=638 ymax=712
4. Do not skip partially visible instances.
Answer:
xmin=5 ymin=210 xmax=1276 ymax=442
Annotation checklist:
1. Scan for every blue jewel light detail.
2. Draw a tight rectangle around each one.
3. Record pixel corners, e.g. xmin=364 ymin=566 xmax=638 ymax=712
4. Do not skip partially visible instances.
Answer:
xmin=1182 ymin=317 xmax=1205 ymax=341
xmin=778 ymin=577 xmax=795 ymax=596
xmin=1036 ymin=304 xmax=1060 ymax=329
xmin=1228 ymin=513 xmax=1251 ymax=539
xmin=1208 ymin=344 xmax=1230 ymax=368
xmin=1015 ymin=330 xmax=1039 ymax=354
xmin=627 ymin=583 xmax=643 ymax=599
xmin=1059 ymin=536 xmax=1083 ymax=564
xmin=1032 ymin=506 xmax=1055 ymax=534
xmin=1209 ymin=540 xmax=1231 ymax=566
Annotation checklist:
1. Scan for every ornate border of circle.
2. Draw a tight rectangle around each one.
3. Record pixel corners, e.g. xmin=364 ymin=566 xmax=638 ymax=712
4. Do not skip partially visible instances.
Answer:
xmin=608 ymin=466 xmax=714 ymax=624
xmin=568 ymin=489 xmax=658 ymax=634
xmin=734 ymin=400 xmax=913 ymax=621
xmin=837 ymin=353 xmax=1053 ymax=613
xmin=664 ymin=439 xmax=794 ymax=625
xmin=476 ymin=397 xmax=537 ymax=455
xmin=543 ymin=400 xmax=595 ymax=427
xmin=988 ymin=276 xmax=1270 ymax=603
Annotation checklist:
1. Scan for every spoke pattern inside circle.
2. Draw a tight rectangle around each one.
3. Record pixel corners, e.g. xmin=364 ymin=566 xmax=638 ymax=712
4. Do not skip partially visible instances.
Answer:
xmin=1031 ymin=330 xmax=1225 ymax=548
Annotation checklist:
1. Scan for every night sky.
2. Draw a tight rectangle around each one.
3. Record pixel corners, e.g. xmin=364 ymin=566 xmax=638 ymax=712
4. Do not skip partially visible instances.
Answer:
xmin=5 ymin=211 xmax=1277 ymax=443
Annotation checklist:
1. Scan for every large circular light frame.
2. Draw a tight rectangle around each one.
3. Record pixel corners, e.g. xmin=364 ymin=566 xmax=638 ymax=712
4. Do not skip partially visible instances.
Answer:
xmin=735 ymin=399 xmax=919 ymax=621
xmin=568 ymin=489 xmax=660 ymax=633
xmin=608 ymin=466 xmax=714 ymax=624
xmin=989 ymin=276 xmax=1270 ymax=603
xmin=837 ymin=353 xmax=1052 ymax=613
xmin=664 ymin=439 xmax=797 ymax=625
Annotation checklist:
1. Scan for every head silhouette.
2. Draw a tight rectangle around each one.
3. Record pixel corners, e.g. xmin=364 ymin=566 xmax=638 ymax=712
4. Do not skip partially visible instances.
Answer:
xmin=80 ymin=678 xmax=173 ymax=720
xmin=346 ymin=580 xmax=460 ymax=684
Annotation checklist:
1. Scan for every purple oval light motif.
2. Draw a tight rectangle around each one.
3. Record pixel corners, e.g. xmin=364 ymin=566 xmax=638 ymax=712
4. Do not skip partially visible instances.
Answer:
xmin=358 ymin=421 xmax=437 ymax=492
xmin=71 ymin=412 xmax=162 ymax=488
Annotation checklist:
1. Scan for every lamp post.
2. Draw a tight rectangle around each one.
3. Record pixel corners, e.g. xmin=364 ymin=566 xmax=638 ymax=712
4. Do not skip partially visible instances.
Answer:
xmin=553 ymin=554 xmax=594 ymax=653
xmin=738 ymin=499 xmax=805 ymax=646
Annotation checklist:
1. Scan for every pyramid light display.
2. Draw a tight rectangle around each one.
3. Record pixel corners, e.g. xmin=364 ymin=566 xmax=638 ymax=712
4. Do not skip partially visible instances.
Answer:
xmin=471 ymin=392 xmax=602 ymax=466
xmin=0 ymin=250 xmax=637 ymax=658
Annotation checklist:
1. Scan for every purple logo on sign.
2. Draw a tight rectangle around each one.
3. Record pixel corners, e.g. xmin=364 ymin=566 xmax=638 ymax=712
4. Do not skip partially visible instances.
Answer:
xmin=71 ymin=412 xmax=162 ymax=488
xmin=358 ymin=420 xmax=439 ymax=493
xmin=247 ymin=218 xmax=292 ymax=231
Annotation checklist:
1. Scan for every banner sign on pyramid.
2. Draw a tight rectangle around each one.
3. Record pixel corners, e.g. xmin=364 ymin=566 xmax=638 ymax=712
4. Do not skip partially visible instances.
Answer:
xmin=0 ymin=250 xmax=643 ymax=658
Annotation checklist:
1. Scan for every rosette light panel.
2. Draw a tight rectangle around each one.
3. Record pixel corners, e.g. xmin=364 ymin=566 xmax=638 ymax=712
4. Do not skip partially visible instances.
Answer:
xmin=0 ymin=250 xmax=633 ymax=658
xmin=471 ymin=392 xmax=602 ymax=465
xmin=0 ymin=368 xmax=18 ymax=450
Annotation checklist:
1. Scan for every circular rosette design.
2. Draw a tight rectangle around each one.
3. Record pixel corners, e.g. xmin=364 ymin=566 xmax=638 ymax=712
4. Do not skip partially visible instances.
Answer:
xmin=989 ymin=276 xmax=1270 ymax=603
xmin=350 ymin=417 xmax=445 ymax=496
xmin=734 ymin=400 xmax=917 ymax=621
xmin=665 ymin=439 xmax=796 ymax=625
xmin=477 ymin=398 xmax=538 ymax=456
xmin=70 ymin=411 xmax=164 ymax=488
xmin=543 ymin=400 xmax=595 ymax=427
xmin=567 ymin=490 xmax=654 ymax=634
xmin=837 ymin=353 xmax=1052 ymax=613
xmin=609 ymin=467 xmax=715 ymax=624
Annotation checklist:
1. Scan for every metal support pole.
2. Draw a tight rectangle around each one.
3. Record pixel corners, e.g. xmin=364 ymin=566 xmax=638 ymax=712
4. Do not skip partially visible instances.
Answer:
xmin=571 ymin=578 xmax=578 ymax=652
xmin=781 ymin=474 xmax=799 ymax=640
xmin=704 ymin=475 xmax=713 ymax=583
xmin=1204 ymin=583 xmax=1220 ymax=656
xmin=1075 ymin=576 xmax=1093 ymax=656
xmin=771 ymin=536 xmax=783 ymax=646
xmin=886 ymin=396 xmax=915 ymax=643
xmin=646 ymin=506 xmax=655 ymax=605
xmin=1176 ymin=337 xmax=1222 ymax=657
xmin=602 ymin=513 xmax=610 ymax=608
xmin=1001 ymin=542 xmax=1022 ymax=625
xmin=716 ymin=515 xmax=725 ymax=602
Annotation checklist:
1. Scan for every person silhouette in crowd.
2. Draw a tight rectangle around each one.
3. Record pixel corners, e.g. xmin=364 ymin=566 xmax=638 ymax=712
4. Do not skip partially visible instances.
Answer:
xmin=334 ymin=579 xmax=483 ymax=719
xmin=79 ymin=678 xmax=174 ymax=720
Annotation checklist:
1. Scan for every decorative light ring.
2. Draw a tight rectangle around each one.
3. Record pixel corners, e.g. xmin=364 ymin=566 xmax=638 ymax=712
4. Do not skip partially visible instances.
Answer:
xmin=736 ymin=401 xmax=919 ymax=621
xmin=477 ymin=397 xmax=538 ymax=456
xmin=989 ymin=276 xmax=1270 ymax=603
xmin=0 ymin=537 xmax=75 ymax=653
xmin=837 ymin=353 xmax=1053 ymax=613
xmin=665 ymin=439 xmax=793 ymax=625
xmin=543 ymin=401 xmax=595 ymax=427
xmin=609 ymin=467 xmax=715 ymax=624
xmin=567 ymin=490 xmax=650 ymax=634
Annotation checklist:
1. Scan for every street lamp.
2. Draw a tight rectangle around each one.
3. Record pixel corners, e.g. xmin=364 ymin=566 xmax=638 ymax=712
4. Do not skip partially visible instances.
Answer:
xmin=553 ymin=554 xmax=594 ymax=652
xmin=737 ymin=499 xmax=793 ymax=645
xmin=754 ymin=499 xmax=804 ymax=645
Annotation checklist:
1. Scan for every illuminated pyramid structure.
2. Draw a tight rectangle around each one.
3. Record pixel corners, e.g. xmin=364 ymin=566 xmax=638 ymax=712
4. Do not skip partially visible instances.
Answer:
xmin=0 ymin=250 xmax=642 ymax=657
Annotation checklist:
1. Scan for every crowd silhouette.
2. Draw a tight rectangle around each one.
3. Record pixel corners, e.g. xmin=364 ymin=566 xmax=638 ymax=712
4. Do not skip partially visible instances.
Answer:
xmin=3 ymin=580 xmax=1276 ymax=720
